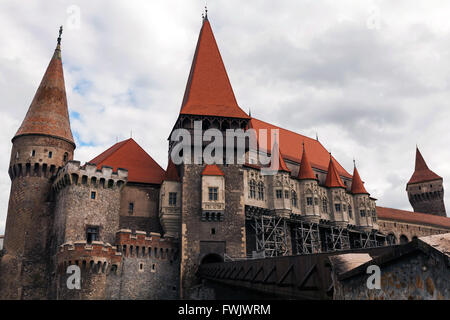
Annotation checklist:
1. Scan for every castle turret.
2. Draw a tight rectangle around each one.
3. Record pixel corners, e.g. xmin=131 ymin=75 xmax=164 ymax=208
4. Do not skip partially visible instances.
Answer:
xmin=297 ymin=143 xmax=320 ymax=223
xmin=407 ymin=147 xmax=446 ymax=217
xmin=325 ymin=156 xmax=349 ymax=227
xmin=0 ymin=27 xmax=75 ymax=299
xmin=351 ymin=163 xmax=376 ymax=231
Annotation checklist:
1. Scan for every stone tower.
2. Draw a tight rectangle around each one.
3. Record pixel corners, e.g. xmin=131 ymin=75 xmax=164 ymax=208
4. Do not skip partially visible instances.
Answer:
xmin=168 ymin=15 xmax=250 ymax=298
xmin=0 ymin=28 xmax=75 ymax=299
xmin=407 ymin=147 xmax=446 ymax=217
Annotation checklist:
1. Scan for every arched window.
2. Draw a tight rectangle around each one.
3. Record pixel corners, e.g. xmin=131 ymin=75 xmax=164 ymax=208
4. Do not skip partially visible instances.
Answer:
xmin=249 ymin=180 xmax=256 ymax=199
xmin=257 ymin=181 xmax=264 ymax=200
xmin=322 ymin=198 xmax=328 ymax=213
xmin=399 ymin=235 xmax=409 ymax=244
xmin=291 ymin=190 xmax=298 ymax=207
xmin=387 ymin=233 xmax=397 ymax=245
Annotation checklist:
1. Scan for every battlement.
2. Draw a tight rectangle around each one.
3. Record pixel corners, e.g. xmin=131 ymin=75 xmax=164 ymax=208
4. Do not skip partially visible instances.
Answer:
xmin=52 ymin=160 xmax=128 ymax=193
xmin=57 ymin=240 xmax=122 ymax=274
xmin=115 ymin=229 xmax=179 ymax=260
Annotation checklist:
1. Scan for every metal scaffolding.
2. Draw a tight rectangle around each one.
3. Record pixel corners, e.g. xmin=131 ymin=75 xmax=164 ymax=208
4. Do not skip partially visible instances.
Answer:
xmin=252 ymin=215 xmax=289 ymax=257
xmin=325 ymin=226 xmax=350 ymax=251
xmin=293 ymin=222 xmax=321 ymax=254
xmin=354 ymin=231 xmax=378 ymax=248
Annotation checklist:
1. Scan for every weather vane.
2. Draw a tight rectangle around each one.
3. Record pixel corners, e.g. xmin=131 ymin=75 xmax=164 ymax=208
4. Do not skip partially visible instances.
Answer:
xmin=57 ymin=25 xmax=63 ymax=45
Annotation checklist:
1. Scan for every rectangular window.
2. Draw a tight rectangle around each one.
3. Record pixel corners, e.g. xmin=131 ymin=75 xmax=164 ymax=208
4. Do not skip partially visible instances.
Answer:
xmin=306 ymin=197 xmax=313 ymax=206
xmin=284 ymin=190 xmax=289 ymax=199
xmin=169 ymin=192 xmax=177 ymax=206
xmin=335 ymin=204 xmax=341 ymax=212
xmin=48 ymin=151 xmax=52 ymax=158
xmin=31 ymin=150 xmax=36 ymax=157
xmin=314 ymin=198 xmax=318 ymax=205
xmin=128 ymin=202 xmax=134 ymax=214
xmin=208 ymin=187 xmax=218 ymax=201
xmin=343 ymin=204 xmax=346 ymax=211
xmin=276 ymin=190 xmax=283 ymax=199
xmin=360 ymin=209 xmax=366 ymax=217
xmin=91 ymin=191 xmax=96 ymax=200
xmin=86 ymin=226 xmax=99 ymax=244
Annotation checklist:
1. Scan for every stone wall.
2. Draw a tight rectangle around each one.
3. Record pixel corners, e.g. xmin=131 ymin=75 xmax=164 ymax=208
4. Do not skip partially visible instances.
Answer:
xmin=333 ymin=249 xmax=450 ymax=300
xmin=378 ymin=219 xmax=449 ymax=243
xmin=180 ymin=164 xmax=246 ymax=298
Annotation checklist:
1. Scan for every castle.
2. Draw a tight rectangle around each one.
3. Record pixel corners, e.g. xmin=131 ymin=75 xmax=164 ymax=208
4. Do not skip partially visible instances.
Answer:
xmin=0 ymin=16 xmax=449 ymax=300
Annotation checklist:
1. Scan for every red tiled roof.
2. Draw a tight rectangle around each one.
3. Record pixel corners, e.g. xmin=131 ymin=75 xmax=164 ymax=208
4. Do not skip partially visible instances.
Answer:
xmin=351 ymin=165 xmax=369 ymax=195
xmin=164 ymin=159 xmax=180 ymax=182
xmin=325 ymin=157 xmax=346 ymax=188
xmin=180 ymin=17 xmax=249 ymax=119
xmin=377 ymin=206 xmax=450 ymax=229
xmin=267 ymin=143 xmax=290 ymax=173
xmin=89 ymin=138 xmax=165 ymax=184
xmin=14 ymin=44 xmax=75 ymax=146
xmin=249 ymin=118 xmax=352 ymax=179
xmin=407 ymin=147 xmax=442 ymax=185
xmin=201 ymin=164 xmax=225 ymax=176
xmin=298 ymin=144 xmax=317 ymax=180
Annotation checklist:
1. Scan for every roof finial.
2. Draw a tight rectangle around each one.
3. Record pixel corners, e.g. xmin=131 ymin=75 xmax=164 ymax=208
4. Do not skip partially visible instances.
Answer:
xmin=205 ymin=2 xmax=208 ymax=18
xmin=248 ymin=108 xmax=252 ymax=117
xmin=57 ymin=25 xmax=63 ymax=46
xmin=353 ymin=157 xmax=356 ymax=167
xmin=316 ymin=132 xmax=319 ymax=141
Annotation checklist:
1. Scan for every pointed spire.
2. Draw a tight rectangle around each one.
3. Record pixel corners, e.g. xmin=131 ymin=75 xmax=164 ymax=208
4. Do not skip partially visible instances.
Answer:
xmin=325 ymin=155 xmax=345 ymax=188
xmin=180 ymin=16 xmax=249 ymax=119
xmin=351 ymin=162 xmax=369 ymax=195
xmin=298 ymin=142 xmax=316 ymax=180
xmin=268 ymin=141 xmax=290 ymax=173
xmin=14 ymin=26 xmax=75 ymax=146
xmin=164 ymin=159 xmax=180 ymax=182
xmin=407 ymin=147 xmax=442 ymax=185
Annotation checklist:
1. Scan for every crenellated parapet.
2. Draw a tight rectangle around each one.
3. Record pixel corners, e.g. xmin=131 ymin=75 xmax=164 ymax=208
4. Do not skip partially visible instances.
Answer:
xmin=56 ymin=240 xmax=122 ymax=275
xmin=115 ymin=229 xmax=179 ymax=260
xmin=52 ymin=161 xmax=128 ymax=193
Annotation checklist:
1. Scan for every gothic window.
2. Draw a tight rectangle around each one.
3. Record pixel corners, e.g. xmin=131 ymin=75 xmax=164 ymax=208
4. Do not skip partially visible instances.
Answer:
xmin=334 ymin=204 xmax=341 ymax=212
xmin=291 ymin=191 xmax=298 ymax=207
xmin=322 ymin=198 xmax=328 ymax=213
xmin=348 ymin=206 xmax=353 ymax=218
xmin=169 ymin=192 xmax=177 ymax=206
xmin=86 ymin=226 xmax=99 ymax=244
xmin=257 ymin=181 xmax=264 ymax=200
xmin=360 ymin=209 xmax=366 ymax=217
xmin=128 ymin=202 xmax=134 ymax=214
xmin=306 ymin=197 xmax=313 ymax=206
xmin=249 ymin=180 xmax=256 ymax=199
xmin=276 ymin=189 xmax=283 ymax=199
xmin=208 ymin=187 xmax=218 ymax=201
xmin=284 ymin=190 xmax=289 ymax=199
xmin=314 ymin=197 xmax=318 ymax=205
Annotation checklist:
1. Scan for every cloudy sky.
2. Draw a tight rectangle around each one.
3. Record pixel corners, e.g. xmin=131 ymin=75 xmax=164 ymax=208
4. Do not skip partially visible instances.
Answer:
xmin=1 ymin=0 xmax=450 ymax=233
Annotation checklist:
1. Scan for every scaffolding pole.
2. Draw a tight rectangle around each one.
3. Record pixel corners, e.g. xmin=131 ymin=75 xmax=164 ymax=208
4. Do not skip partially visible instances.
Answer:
xmin=252 ymin=215 xmax=289 ymax=257
xmin=293 ymin=221 xmax=321 ymax=254
xmin=325 ymin=226 xmax=350 ymax=251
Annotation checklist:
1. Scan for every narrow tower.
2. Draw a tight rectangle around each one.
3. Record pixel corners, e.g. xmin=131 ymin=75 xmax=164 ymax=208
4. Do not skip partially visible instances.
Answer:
xmin=407 ymin=147 xmax=446 ymax=217
xmin=0 ymin=27 xmax=75 ymax=299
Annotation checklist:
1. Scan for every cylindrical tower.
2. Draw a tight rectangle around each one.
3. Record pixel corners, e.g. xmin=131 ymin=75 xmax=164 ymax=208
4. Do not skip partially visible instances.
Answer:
xmin=0 ymin=28 xmax=75 ymax=299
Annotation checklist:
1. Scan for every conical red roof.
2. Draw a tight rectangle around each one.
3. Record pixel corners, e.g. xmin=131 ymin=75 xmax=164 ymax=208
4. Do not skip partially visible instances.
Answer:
xmin=267 ymin=142 xmax=290 ymax=173
xmin=351 ymin=165 xmax=369 ymax=194
xmin=89 ymin=138 xmax=165 ymax=184
xmin=201 ymin=164 xmax=225 ymax=176
xmin=298 ymin=144 xmax=316 ymax=180
xmin=180 ymin=17 xmax=249 ymax=119
xmin=325 ymin=157 xmax=345 ymax=188
xmin=407 ymin=147 xmax=442 ymax=185
xmin=14 ymin=43 xmax=75 ymax=146
xmin=164 ymin=159 xmax=180 ymax=182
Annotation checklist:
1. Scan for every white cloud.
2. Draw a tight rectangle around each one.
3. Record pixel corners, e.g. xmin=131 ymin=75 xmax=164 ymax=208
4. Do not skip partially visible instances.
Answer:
xmin=0 ymin=0 xmax=449 ymax=234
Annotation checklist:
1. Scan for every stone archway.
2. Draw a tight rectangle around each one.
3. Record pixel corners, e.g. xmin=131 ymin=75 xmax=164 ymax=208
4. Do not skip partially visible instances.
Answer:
xmin=200 ymin=253 xmax=224 ymax=264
